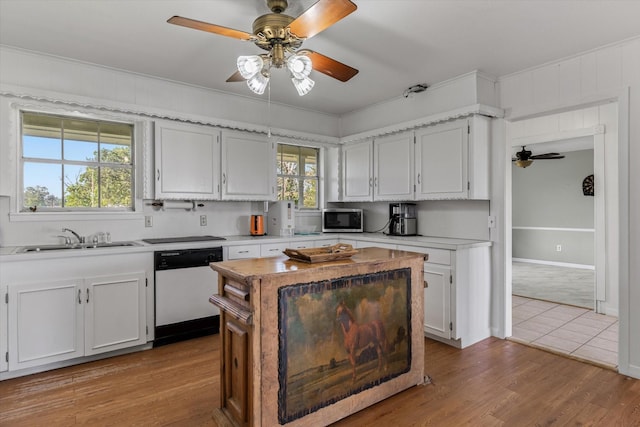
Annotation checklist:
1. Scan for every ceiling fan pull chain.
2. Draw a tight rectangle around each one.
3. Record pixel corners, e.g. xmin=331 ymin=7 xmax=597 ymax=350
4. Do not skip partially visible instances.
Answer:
xmin=267 ymin=78 xmax=272 ymax=138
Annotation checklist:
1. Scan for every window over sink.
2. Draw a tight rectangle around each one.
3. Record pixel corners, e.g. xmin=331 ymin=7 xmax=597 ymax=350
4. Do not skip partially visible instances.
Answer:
xmin=20 ymin=111 xmax=135 ymax=212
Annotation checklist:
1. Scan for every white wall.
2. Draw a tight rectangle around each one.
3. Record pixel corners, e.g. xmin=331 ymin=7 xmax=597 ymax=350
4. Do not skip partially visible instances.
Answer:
xmin=497 ymin=36 xmax=640 ymax=377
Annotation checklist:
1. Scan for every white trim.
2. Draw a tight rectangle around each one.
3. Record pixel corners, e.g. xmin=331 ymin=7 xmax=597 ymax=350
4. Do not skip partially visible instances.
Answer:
xmin=617 ymin=87 xmax=631 ymax=377
xmin=512 ymin=257 xmax=594 ymax=270
xmin=339 ymin=104 xmax=504 ymax=143
xmin=511 ymin=125 xmax=605 ymax=147
xmin=512 ymin=226 xmax=594 ymax=232
xmin=9 ymin=212 xmax=144 ymax=222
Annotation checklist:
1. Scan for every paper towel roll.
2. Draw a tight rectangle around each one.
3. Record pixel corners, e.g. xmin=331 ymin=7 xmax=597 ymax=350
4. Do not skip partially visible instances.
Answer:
xmin=162 ymin=201 xmax=195 ymax=210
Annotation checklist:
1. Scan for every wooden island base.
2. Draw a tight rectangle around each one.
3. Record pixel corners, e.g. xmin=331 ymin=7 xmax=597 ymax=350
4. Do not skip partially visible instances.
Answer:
xmin=210 ymin=247 xmax=426 ymax=427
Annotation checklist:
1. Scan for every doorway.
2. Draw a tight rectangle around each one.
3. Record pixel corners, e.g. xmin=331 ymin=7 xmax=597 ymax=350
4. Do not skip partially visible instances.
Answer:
xmin=503 ymin=106 xmax=619 ymax=368
xmin=511 ymin=138 xmax=596 ymax=310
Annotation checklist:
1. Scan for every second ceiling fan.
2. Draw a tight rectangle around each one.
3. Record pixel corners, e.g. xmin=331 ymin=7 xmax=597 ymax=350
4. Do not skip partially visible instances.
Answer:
xmin=168 ymin=0 xmax=359 ymax=96
xmin=512 ymin=146 xmax=565 ymax=168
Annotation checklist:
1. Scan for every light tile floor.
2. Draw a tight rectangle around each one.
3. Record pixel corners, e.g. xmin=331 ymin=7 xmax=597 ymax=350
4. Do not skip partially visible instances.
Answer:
xmin=510 ymin=295 xmax=618 ymax=369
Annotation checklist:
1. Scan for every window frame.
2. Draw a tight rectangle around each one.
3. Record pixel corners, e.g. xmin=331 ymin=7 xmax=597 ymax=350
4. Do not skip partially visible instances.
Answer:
xmin=276 ymin=142 xmax=322 ymax=211
xmin=9 ymin=103 xmax=145 ymax=221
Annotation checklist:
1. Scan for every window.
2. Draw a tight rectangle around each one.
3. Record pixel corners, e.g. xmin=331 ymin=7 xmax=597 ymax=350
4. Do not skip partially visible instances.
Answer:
xmin=21 ymin=111 xmax=134 ymax=211
xmin=276 ymin=143 xmax=319 ymax=209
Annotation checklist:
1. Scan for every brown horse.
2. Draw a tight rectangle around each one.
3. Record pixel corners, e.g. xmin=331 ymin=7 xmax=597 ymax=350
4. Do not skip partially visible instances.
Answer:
xmin=336 ymin=301 xmax=389 ymax=381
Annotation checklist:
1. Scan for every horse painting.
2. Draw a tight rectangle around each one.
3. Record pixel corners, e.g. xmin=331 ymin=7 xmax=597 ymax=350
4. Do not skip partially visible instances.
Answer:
xmin=336 ymin=301 xmax=389 ymax=381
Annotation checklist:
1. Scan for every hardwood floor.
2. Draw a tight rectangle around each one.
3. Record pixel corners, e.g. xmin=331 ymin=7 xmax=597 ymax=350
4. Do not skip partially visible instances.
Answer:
xmin=1 ymin=335 xmax=639 ymax=426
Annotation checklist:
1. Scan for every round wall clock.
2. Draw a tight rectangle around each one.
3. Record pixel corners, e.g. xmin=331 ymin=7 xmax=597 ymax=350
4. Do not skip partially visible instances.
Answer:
xmin=582 ymin=174 xmax=594 ymax=196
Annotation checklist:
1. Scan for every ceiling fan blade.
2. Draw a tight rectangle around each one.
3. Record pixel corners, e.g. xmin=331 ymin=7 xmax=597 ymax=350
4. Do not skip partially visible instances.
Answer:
xmin=289 ymin=0 xmax=357 ymax=39
xmin=300 ymin=50 xmax=358 ymax=82
xmin=226 ymin=70 xmax=245 ymax=82
xmin=168 ymin=16 xmax=254 ymax=41
xmin=530 ymin=153 xmax=565 ymax=159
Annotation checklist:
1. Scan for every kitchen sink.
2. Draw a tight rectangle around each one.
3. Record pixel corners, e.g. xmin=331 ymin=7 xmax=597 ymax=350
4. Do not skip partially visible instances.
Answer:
xmin=17 ymin=241 xmax=141 ymax=253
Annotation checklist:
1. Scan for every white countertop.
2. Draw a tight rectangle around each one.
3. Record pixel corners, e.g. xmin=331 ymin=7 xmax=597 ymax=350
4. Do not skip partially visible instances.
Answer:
xmin=0 ymin=233 xmax=490 ymax=261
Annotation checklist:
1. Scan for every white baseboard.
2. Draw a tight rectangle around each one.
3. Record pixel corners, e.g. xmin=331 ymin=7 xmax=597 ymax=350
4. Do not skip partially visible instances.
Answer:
xmin=513 ymin=258 xmax=595 ymax=270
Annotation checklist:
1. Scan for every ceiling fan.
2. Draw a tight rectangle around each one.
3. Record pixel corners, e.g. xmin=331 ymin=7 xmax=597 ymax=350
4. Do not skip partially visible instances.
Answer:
xmin=167 ymin=0 xmax=359 ymax=96
xmin=512 ymin=146 xmax=565 ymax=168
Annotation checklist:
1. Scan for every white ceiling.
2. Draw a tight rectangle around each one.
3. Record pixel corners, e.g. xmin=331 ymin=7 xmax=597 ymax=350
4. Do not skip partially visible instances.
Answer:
xmin=1 ymin=0 xmax=639 ymax=115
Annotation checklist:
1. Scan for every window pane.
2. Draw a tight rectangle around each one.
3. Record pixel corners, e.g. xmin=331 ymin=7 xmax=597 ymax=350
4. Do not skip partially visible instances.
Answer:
xmin=23 ymin=162 xmax=62 ymax=208
xmin=300 ymin=147 xmax=317 ymax=176
xmin=100 ymin=167 xmax=132 ymax=207
xmin=281 ymin=177 xmax=299 ymax=203
xmin=65 ymin=139 xmax=98 ymax=162
xmin=100 ymin=122 xmax=132 ymax=164
xmin=279 ymin=144 xmax=299 ymax=176
xmin=23 ymin=135 xmax=62 ymax=159
xmin=302 ymin=178 xmax=318 ymax=209
xmin=64 ymin=164 xmax=99 ymax=207
xmin=100 ymin=143 xmax=131 ymax=164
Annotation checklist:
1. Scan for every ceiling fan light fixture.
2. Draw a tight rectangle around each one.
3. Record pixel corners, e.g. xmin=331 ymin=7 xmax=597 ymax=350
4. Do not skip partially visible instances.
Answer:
xmin=247 ymin=71 xmax=270 ymax=95
xmin=237 ymin=55 xmax=264 ymax=79
xmin=287 ymin=54 xmax=312 ymax=79
xmin=515 ymin=159 xmax=533 ymax=168
xmin=291 ymin=75 xmax=314 ymax=96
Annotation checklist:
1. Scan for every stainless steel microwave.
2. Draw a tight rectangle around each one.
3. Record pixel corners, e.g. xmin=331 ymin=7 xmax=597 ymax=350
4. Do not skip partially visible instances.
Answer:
xmin=322 ymin=208 xmax=363 ymax=233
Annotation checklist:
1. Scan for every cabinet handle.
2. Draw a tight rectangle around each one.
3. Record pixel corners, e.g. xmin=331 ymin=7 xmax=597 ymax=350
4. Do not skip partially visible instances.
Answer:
xmin=86 ymin=288 xmax=90 ymax=303
xmin=157 ymin=169 xmax=160 ymax=181
xmin=374 ymin=177 xmax=378 ymax=187
xmin=78 ymin=289 xmax=82 ymax=304
xmin=417 ymin=173 xmax=421 ymax=184
xmin=238 ymin=250 xmax=249 ymax=254
xmin=222 ymin=173 xmax=226 ymax=184
xmin=369 ymin=177 xmax=373 ymax=187
xmin=424 ymin=280 xmax=428 ymax=288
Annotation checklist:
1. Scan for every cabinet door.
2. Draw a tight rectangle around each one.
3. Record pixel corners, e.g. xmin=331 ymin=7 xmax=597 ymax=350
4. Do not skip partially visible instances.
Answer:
xmin=222 ymin=316 xmax=251 ymax=426
xmin=260 ymin=242 xmax=288 ymax=258
xmin=85 ymin=272 xmax=146 ymax=356
xmin=1 ymin=284 xmax=7 ymax=372
xmin=221 ymin=131 xmax=276 ymax=201
xmin=342 ymin=140 xmax=373 ymax=201
xmin=374 ymin=132 xmax=414 ymax=200
xmin=8 ymin=279 xmax=84 ymax=370
xmin=423 ymin=263 xmax=452 ymax=339
xmin=154 ymin=121 xmax=220 ymax=200
xmin=415 ymin=120 xmax=469 ymax=199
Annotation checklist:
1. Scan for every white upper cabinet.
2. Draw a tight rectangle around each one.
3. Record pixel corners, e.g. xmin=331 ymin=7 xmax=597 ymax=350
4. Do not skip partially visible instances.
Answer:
xmin=154 ymin=121 xmax=220 ymax=200
xmin=221 ymin=130 xmax=276 ymax=201
xmin=373 ymin=132 xmax=415 ymax=201
xmin=415 ymin=116 xmax=489 ymax=200
xmin=342 ymin=132 xmax=414 ymax=202
xmin=342 ymin=140 xmax=373 ymax=201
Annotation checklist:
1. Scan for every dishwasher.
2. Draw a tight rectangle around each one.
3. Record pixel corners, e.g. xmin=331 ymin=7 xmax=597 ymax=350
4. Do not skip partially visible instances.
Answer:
xmin=153 ymin=246 xmax=223 ymax=346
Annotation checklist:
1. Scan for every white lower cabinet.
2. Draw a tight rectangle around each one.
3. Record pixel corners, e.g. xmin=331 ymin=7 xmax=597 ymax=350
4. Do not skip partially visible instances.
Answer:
xmin=8 ymin=272 xmax=146 ymax=371
xmin=2 ymin=252 xmax=151 ymax=375
xmin=397 ymin=244 xmax=490 ymax=348
xmin=84 ymin=273 xmax=147 ymax=356
xmin=227 ymin=244 xmax=261 ymax=260
xmin=0 ymin=284 xmax=6 ymax=372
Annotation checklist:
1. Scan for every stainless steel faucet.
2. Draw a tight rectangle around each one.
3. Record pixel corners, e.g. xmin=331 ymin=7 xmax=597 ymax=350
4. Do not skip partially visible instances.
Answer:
xmin=62 ymin=227 xmax=85 ymax=244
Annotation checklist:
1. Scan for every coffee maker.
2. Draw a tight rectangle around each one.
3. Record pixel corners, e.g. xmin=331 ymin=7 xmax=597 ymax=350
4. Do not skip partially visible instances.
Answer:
xmin=388 ymin=203 xmax=417 ymax=236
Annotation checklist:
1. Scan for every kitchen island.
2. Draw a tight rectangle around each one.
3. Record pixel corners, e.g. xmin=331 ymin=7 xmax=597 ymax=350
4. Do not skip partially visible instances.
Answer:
xmin=209 ymin=246 xmax=427 ymax=427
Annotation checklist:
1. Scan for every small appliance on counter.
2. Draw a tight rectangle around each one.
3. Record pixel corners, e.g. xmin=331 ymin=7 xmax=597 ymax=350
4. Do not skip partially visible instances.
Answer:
xmin=268 ymin=200 xmax=296 ymax=237
xmin=322 ymin=208 xmax=363 ymax=233
xmin=250 ymin=214 xmax=265 ymax=236
xmin=389 ymin=203 xmax=417 ymax=236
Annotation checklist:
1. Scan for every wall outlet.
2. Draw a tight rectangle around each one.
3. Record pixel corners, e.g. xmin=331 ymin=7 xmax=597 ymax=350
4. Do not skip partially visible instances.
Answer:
xmin=200 ymin=215 xmax=207 ymax=227
xmin=145 ymin=216 xmax=153 ymax=227
xmin=556 ymin=244 xmax=562 ymax=252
